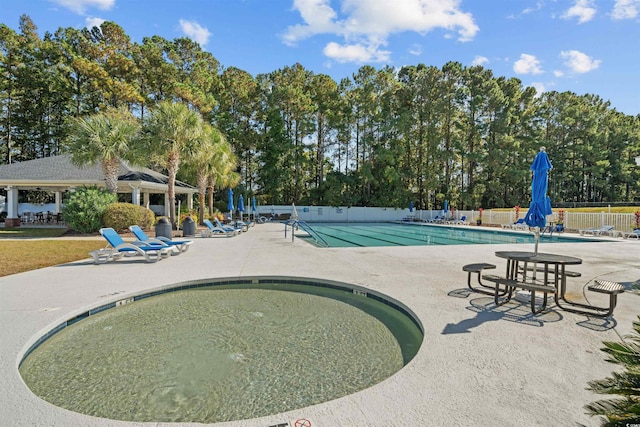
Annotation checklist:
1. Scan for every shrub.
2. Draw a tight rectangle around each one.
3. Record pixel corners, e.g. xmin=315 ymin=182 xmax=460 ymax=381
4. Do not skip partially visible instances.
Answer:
xmin=586 ymin=315 xmax=640 ymax=425
xmin=103 ymin=203 xmax=155 ymax=232
xmin=62 ymin=186 xmax=117 ymax=233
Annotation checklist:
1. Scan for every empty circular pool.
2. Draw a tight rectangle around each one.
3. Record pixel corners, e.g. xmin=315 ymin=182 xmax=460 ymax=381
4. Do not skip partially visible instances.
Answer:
xmin=19 ymin=277 xmax=423 ymax=423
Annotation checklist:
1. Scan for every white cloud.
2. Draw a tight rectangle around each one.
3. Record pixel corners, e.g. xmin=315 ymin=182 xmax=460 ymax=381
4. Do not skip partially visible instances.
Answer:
xmin=553 ymin=70 xmax=564 ymax=77
xmin=179 ymin=19 xmax=211 ymax=47
xmin=50 ymin=0 xmax=114 ymax=15
xmin=85 ymin=16 xmax=105 ymax=30
xmin=284 ymin=0 xmax=479 ymax=63
xmin=513 ymin=54 xmax=543 ymax=75
xmin=408 ymin=44 xmax=422 ymax=56
xmin=522 ymin=2 xmax=544 ymax=15
xmin=323 ymin=41 xmax=391 ymax=63
xmin=561 ymin=0 xmax=596 ymax=23
xmin=560 ymin=50 xmax=601 ymax=73
xmin=611 ymin=0 xmax=640 ymax=19
xmin=283 ymin=0 xmax=341 ymax=46
xmin=471 ymin=55 xmax=488 ymax=66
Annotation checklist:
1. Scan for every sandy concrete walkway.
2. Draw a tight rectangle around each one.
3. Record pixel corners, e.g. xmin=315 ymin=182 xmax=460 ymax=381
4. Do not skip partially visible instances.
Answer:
xmin=1 ymin=223 xmax=639 ymax=427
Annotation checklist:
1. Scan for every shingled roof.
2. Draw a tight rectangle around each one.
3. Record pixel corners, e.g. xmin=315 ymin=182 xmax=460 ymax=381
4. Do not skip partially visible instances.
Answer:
xmin=0 ymin=154 xmax=196 ymax=193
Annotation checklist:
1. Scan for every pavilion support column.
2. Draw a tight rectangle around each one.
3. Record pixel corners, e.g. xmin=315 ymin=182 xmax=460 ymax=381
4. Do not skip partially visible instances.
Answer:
xmin=54 ymin=192 xmax=62 ymax=214
xmin=131 ymin=187 xmax=141 ymax=206
xmin=4 ymin=186 xmax=20 ymax=227
xmin=143 ymin=192 xmax=150 ymax=209
xmin=187 ymin=194 xmax=193 ymax=211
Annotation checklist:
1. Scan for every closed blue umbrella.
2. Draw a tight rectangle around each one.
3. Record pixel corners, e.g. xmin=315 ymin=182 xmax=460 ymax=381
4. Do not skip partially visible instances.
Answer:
xmin=524 ymin=147 xmax=553 ymax=254
xmin=443 ymin=200 xmax=448 ymax=219
xmin=409 ymin=201 xmax=414 ymax=212
xmin=251 ymin=196 xmax=257 ymax=220
xmin=227 ymin=188 xmax=234 ymax=220
xmin=238 ymin=194 xmax=244 ymax=222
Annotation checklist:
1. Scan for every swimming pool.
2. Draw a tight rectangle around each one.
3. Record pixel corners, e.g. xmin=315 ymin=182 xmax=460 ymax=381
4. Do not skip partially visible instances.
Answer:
xmin=298 ymin=222 xmax=600 ymax=248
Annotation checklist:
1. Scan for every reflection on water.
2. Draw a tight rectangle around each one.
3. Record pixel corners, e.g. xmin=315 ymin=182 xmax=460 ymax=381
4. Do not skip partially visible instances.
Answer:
xmin=20 ymin=283 xmax=423 ymax=423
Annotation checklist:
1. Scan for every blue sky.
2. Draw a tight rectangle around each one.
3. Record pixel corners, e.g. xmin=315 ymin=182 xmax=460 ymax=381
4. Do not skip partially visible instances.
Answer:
xmin=3 ymin=0 xmax=639 ymax=115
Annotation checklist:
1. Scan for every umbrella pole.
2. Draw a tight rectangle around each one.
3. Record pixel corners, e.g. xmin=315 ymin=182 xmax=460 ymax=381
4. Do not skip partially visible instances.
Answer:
xmin=532 ymin=227 xmax=540 ymax=281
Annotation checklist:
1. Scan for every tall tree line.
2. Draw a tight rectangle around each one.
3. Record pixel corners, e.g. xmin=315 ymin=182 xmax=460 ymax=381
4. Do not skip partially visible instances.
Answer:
xmin=2 ymin=16 xmax=639 ymax=209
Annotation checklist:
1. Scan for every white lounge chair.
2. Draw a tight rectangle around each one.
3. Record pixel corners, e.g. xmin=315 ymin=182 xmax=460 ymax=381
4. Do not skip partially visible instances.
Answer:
xmin=622 ymin=229 xmax=640 ymax=239
xmin=579 ymin=225 xmax=614 ymax=236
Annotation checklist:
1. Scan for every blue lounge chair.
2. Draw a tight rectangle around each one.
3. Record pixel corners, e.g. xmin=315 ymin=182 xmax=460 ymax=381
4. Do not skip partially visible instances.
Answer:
xmin=215 ymin=217 xmax=246 ymax=233
xmin=128 ymin=225 xmax=192 ymax=253
xmin=203 ymin=219 xmax=238 ymax=237
xmin=90 ymin=228 xmax=172 ymax=263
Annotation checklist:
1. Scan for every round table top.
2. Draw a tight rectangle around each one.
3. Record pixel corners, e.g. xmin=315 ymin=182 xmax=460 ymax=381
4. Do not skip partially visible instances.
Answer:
xmin=494 ymin=251 xmax=582 ymax=265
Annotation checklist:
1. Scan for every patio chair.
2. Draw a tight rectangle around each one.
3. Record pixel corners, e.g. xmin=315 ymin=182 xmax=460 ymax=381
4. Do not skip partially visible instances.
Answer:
xmin=90 ymin=228 xmax=172 ymax=264
xmin=128 ymin=225 xmax=192 ymax=254
xmin=202 ymin=219 xmax=238 ymax=237
xmin=579 ymin=225 xmax=614 ymax=236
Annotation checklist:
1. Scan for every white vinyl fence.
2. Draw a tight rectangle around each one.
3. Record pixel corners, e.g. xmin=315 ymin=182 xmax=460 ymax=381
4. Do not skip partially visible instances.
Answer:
xmin=7 ymin=201 xmax=635 ymax=232
xmin=255 ymin=205 xmax=637 ymax=232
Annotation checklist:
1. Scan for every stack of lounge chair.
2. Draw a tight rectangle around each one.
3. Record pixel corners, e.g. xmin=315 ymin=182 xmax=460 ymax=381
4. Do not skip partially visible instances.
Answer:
xmin=502 ymin=218 xmax=528 ymax=230
xmin=579 ymin=225 xmax=615 ymax=237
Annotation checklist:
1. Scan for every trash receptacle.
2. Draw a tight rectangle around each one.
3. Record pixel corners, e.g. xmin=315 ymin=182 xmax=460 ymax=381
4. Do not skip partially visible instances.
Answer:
xmin=155 ymin=217 xmax=172 ymax=240
xmin=182 ymin=216 xmax=196 ymax=237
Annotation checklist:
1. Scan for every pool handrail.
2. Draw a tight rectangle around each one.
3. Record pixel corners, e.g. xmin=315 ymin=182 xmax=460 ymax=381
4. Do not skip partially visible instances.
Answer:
xmin=295 ymin=221 xmax=329 ymax=247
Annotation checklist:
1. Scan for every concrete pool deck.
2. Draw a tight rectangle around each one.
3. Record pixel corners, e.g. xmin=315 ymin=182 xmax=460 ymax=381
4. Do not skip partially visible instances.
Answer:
xmin=1 ymin=222 xmax=639 ymax=427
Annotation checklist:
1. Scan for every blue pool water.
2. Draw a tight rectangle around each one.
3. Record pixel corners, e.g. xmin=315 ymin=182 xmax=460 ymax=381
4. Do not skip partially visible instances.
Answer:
xmin=299 ymin=222 xmax=600 ymax=248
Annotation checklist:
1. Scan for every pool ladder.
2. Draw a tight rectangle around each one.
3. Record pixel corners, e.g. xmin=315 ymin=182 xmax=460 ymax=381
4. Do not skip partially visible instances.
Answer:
xmin=284 ymin=220 xmax=329 ymax=247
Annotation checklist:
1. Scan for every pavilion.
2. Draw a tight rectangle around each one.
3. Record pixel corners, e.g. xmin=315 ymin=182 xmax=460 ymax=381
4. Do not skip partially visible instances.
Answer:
xmin=0 ymin=154 xmax=197 ymax=227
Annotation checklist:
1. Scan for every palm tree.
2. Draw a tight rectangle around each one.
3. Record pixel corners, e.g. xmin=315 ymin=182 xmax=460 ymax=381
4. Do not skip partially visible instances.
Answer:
xmin=209 ymin=159 xmax=240 ymax=219
xmin=68 ymin=107 xmax=142 ymax=193
xmin=181 ymin=123 xmax=231 ymax=224
xmin=144 ymin=101 xmax=203 ymax=227
xmin=585 ymin=314 xmax=640 ymax=426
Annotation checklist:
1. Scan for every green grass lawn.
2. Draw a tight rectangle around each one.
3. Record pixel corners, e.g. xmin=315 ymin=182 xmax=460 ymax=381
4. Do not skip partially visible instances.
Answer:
xmin=0 ymin=228 xmax=70 ymax=238
xmin=0 ymin=228 xmax=105 ymax=277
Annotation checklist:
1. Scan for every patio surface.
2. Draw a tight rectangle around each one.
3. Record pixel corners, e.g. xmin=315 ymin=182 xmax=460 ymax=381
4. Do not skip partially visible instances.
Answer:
xmin=1 ymin=222 xmax=639 ymax=427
